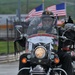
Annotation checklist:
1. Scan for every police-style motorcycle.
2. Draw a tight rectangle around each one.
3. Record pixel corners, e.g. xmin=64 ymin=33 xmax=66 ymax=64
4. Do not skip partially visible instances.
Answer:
xmin=16 ymin=15 xmax=68 ymax=75
xmin=60 ymin=23 xmax=75 ymax=74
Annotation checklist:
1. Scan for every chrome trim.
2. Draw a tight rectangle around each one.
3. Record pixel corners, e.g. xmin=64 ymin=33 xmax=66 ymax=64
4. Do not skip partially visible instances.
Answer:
xmin=17 ymin=67 xmax=30 ymax=75
xmin=53 ymin=68 xmax=68 ymax=75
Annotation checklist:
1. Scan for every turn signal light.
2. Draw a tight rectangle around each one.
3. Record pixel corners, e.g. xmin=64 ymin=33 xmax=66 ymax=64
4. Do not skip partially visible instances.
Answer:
xmin=22 ymin=58 xmax=27 ymax=63
xmin=54 ymin=58 xmax=60 ymax=64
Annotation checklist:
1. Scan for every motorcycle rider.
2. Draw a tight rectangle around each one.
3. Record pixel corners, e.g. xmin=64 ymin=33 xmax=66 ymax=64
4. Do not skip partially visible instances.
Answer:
xmin=38 ymin=11 xmax=57 ymax=34
xmin=41 ymin=10 xmax=73 ymax=75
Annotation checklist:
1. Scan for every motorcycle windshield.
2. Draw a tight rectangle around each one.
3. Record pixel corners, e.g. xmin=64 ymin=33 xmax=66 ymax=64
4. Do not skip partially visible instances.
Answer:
xmin=27 ymin=15 xmax=58 ymax=36
xmin=26 ymin=15 xmax=59 ymax=51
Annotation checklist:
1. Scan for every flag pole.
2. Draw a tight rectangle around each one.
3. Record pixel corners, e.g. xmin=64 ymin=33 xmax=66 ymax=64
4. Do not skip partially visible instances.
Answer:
xmin=65 ymin=2 xmax=67 ymax=21
xmin=42 ymin=0 xmax=44 ymax=11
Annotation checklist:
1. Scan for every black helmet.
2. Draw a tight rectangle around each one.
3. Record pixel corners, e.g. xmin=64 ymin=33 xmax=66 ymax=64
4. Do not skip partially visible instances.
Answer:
xmin=41 ymin=11 xmax=55 ymax=29
xmin=42 ymin=10 xmax=54 ymax=19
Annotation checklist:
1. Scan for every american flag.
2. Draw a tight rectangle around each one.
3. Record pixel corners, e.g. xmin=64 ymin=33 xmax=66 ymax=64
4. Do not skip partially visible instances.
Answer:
xmin=25 ymin=4 xmax=43 ymax=21
xmin=28 ymin=4 xmax=43 ymax=17
xmin=46 ymin=3 xmax=66 ymax=16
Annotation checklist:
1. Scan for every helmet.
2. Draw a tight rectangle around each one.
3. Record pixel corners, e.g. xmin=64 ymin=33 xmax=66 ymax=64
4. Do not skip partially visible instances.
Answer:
xmin=42 ymin=10 xmax=54 ymax=19
xmin=64 ymin=23 xmax=74 ymax=30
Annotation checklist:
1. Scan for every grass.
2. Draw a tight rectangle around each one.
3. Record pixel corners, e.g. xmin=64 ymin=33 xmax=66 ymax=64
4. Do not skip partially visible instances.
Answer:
xmin=0 ymin=41 xmax=14 ymax=54
xmin=0 ymin=41 xmax=24 ymax=55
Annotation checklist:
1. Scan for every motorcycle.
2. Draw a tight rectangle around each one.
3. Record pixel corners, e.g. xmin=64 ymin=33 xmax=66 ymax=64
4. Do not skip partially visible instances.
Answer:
xmin=59 ymin=23 xmax=75 ymax=74
xmin=15 ymin=15 xmax=68 ymax=75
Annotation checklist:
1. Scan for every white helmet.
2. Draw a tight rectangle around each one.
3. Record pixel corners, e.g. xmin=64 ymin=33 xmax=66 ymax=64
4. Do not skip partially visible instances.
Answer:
xmin=64 ymin=23 xmax=75 ymax=31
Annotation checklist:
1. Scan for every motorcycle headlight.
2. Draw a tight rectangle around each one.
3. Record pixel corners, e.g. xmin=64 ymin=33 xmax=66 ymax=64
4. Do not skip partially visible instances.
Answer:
xmin=35 ymin=46 xmax=46 ymax=59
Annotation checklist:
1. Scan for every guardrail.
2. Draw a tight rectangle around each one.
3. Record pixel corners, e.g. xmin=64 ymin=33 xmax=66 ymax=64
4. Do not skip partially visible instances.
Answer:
xmin=0 ymin=51 xmax=25 ymax=63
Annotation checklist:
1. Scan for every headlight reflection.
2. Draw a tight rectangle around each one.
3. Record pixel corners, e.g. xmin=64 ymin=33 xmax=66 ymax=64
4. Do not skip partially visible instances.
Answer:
xmin=35 ymin=46 xmax=46 ymax=59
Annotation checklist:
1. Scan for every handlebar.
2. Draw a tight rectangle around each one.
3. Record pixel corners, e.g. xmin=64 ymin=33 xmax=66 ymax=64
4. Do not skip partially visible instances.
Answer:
xmin=59 ymin=35 xmax=75 ymax=43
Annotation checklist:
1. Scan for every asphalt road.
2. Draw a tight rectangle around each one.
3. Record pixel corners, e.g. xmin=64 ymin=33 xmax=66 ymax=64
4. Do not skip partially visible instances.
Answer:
xmin=0 ymin=61 xmax=19 ymax=75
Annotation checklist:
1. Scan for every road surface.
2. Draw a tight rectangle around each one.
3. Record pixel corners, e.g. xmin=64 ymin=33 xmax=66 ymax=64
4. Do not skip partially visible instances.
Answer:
xmin=0 ymin=61 xmax=19 ymax=75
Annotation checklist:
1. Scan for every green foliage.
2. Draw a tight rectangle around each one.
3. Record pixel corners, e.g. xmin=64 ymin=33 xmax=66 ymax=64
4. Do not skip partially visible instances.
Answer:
xmin=0 ymin=0 xmax=75 ymax=19
xmin=0 ymin=41 xmax=14 ymax=54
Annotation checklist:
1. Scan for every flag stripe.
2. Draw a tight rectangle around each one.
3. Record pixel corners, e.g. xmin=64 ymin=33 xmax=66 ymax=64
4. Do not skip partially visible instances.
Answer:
xmin=25 ymin=4 xmax=43 ymax=21
xmin=28 ymin=4 xmax=43 ymax=17
xmin=28 ymin=9 xmax=35 ymax=17
xmin=46 ymin=3 xmax=66 ymax=16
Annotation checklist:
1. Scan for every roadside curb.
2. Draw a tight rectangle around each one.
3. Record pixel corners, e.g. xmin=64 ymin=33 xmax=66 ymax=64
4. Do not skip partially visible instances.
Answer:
xmin=0 ymin=51 xmax=25 ymax=64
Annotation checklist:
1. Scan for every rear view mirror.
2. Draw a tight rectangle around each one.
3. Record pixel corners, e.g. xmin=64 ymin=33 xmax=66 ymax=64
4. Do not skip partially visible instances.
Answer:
xmin=15 ymin=25 xmax=22 ymax=29
xmin=72 ymin=26 xmax=75 ymax=31
xmin=15 ymin=25 xmax=23 ymax=34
